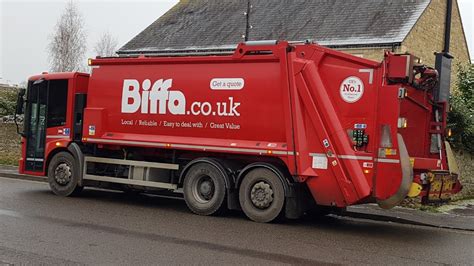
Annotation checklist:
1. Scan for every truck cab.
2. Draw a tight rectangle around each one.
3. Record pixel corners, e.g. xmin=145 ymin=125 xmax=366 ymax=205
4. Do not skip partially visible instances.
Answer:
xmin=18 ymin=73 xmax=89 ymax=176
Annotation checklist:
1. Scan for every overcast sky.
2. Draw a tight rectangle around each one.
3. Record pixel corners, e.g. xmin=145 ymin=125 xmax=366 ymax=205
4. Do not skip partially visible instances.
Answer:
xmin=1 ymin=0 xmax=473 ymax=84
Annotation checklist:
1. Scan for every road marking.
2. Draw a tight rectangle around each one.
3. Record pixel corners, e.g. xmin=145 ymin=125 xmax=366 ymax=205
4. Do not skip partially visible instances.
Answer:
xmin=0 ymin=176 xmax=46 ymax=184
xmin=0 ymin=209 xmax=23 ymax=218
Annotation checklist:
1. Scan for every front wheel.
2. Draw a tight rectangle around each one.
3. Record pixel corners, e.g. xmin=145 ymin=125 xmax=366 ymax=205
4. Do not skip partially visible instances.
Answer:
xmin=47 ymin=151 xmax=83 ymax=197
xmin=239 ymin=167 xmax=285 ymax=223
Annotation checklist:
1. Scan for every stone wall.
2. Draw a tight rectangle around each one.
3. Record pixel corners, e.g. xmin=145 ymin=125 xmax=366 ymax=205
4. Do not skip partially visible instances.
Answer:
xmin=336 ymin=0 xmax=470 ymax=89
xmin=454 ymin=151 xmax=474 ymax=200
xmin=401 ymin=0 xmax=470 ymax=88
xmin=337 ymin=47 xmax=396 ymax=62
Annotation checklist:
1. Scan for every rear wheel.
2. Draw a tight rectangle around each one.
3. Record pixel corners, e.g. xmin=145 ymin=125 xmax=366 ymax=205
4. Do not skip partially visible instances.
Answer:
xmin=239 ymin=168 xmax=285 ymax=223
xmin=47 ymin=151 xmax=83 ymax=196
xmin=183 ymin=163 xmax=226 ymax=216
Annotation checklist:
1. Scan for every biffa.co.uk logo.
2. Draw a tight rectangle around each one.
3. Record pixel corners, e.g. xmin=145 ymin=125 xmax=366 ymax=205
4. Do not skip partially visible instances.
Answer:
xmin=121 ymin=79 xmax=241 ymax=116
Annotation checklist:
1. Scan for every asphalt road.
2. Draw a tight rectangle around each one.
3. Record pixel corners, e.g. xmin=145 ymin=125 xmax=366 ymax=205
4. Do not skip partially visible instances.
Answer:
xmin=0 ymin=176 xmax=473 ymax=265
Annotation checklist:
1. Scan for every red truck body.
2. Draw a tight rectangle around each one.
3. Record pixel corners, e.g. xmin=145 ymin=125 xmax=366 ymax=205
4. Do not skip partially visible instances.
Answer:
xmin=19 ymin=41 xmax=461 ymax=222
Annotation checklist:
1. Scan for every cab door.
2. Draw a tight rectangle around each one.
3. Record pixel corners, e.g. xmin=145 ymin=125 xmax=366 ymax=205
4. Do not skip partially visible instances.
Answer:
xmin=24 ymin=79 xmax=69 ymax=172
xmin=24 ymin=79 xmax=48 ymax=171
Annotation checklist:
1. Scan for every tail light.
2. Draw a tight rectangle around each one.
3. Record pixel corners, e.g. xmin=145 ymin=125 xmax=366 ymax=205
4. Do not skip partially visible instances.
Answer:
xmin=380 ymin=125 xmax=393 ymax=148
xmin=397 ymin=117 xmax=408 ymax=128
xmin=378 ymin=125 xmax=394 ymax=158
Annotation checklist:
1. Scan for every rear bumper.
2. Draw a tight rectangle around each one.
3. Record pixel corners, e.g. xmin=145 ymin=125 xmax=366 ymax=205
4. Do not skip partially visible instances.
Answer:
xmin=419 ymin=171 xmax=462 ymax=202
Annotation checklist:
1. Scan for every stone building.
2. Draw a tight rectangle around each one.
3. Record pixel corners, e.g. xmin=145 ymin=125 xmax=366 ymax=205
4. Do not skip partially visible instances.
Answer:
xmin=118 ymin=0 xmax=470 ymax=85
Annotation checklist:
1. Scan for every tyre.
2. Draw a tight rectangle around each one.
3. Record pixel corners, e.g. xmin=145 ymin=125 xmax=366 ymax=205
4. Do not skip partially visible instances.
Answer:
xmin=47 ymin=151 xmax=83 ymax=197
xmin=183 ymin=162 xmax=227 ymax=216
xmin=239 ymin=167 xmax=285 ymax=223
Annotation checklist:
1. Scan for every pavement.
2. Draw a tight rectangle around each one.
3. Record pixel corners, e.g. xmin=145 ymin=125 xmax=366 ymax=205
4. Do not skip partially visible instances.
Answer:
xmin=345 ymin=202 xmax=474 ymax=231
xmin=0 ymin=176 xmax=473 ymax=265
xmin=1 ymin=164 xmax=473 ymax=232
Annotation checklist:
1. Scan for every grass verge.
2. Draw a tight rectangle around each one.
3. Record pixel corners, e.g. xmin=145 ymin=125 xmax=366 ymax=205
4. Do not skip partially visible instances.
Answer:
xmin=0 ymin=122 xmax=21 ymax=166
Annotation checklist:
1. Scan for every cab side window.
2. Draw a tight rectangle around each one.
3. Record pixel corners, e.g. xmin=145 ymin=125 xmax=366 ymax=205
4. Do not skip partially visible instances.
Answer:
xmin=47 ymin=79 xmax=68 ymax=128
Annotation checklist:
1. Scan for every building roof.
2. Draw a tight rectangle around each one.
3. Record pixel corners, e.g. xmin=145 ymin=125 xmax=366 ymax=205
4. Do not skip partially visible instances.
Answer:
xmin=118 ymin=0 xmax=430 ymax=54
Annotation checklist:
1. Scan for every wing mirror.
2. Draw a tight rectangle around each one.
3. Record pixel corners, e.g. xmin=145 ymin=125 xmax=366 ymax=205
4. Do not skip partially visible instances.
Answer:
xmin=15 ymin=88 xmax=26 ymax=137
xmin=15 ymin=88 xmax=26 ymax=115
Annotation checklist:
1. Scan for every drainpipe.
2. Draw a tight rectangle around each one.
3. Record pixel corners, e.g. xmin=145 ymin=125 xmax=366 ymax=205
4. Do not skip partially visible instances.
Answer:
xmin=434 ymin=0 xmax=454 ymax=103
xmin=431 ymin=0 xmax=454 ymax=158
xmin=443 ymin=0 xmax=453 ymax=54
xmin=244 ymin=0 xmax=251 ymax=41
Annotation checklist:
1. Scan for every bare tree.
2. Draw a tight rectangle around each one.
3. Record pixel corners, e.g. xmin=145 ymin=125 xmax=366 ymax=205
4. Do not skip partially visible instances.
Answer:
xmin=48 ymin=1 xmax=87 ymax=72
xmin=94 ymin=32 xmax=118 ymax=57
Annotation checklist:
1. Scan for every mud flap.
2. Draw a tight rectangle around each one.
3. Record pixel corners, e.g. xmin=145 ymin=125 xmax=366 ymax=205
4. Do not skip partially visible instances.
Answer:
xmin=377 ymin=134 xmax=413 ymax=209
xmin=444 ymin=141 xmax=459 ymax=175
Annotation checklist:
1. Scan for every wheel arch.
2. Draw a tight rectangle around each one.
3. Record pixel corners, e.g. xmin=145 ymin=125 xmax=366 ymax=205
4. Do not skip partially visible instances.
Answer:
xmin=179 ymin=157 xmax=234 ymax=188
xmin=67 ymin=142 xmax=84 ymax=186
xmin=237 ymin=162 xmax=305 ymax=219
xmin=179 ymin=157 xmax=239 ymax=210
xmin=45 ymin=143 xmax=84 ymax=185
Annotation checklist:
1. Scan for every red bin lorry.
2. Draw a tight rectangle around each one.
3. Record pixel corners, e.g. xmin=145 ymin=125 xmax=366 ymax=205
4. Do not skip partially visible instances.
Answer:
xmin=16 ymin=41 xmax=461 ymax=222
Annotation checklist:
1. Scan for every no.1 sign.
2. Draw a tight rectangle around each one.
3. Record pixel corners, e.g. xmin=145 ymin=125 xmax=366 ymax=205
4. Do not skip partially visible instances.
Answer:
xmin=340 ymin=76 xmax=364 ymax=103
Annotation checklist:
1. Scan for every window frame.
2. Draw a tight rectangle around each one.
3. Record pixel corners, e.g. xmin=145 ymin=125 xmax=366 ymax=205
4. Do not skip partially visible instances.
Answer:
xmin=46 ymin=79 xmax=69 ymax=128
